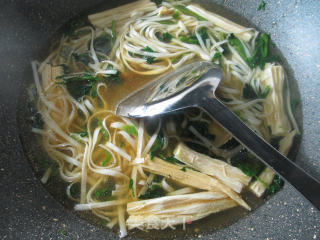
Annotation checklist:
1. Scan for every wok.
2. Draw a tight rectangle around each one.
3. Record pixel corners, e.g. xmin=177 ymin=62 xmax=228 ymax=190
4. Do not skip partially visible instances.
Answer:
xmin=1 ymin=0 xmax=319 ymax=239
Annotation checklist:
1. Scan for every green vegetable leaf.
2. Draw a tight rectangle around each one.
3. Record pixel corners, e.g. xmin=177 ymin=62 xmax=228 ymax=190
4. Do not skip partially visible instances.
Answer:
xmin=129 ymin=178 xmax=134 ymax=189
xmin=57 ymin=70 xmax=120 ymax=100
xmin=291 ymin=99 xmax=300 ymax=112
xmin=139 ymin=177 xmax=166 ymax=199
xmin=102 ymin=151 xmax=112 ymax=166
xmin=198 ymin=27 xmax=208 ymax=40
xmin=151 ymin=0 xmax=163 ymax=5
xmin=258 ymin=1 xmax=266 ymax=11
xmin=122 ymin=125 xmax=138 ymax=137
xmin=270 ymin=136 xmax=283 ymax=150
xmin=260 ymin=85 xmax=271 ymax=98
xmin=93 ymin=33 xmax=112 ymax=55
xmin=179 ymin=35 xmax=199 ymax=45
xmin=242 ymin=83 xmax=271 ymax=100
xmin=174 ymin=5 xmax=207 ymax=21
xmin=60 ymin=229 xmax=67 ymax=236
xmin=142 ymin=46 xmax=155 ymax=64
xmin=231 ymin=150 xmax=265 ymax=180
xmin=101 ymin=220 xmax=109 ymax=226
xmin=265 ymin=175 xmax=284 ymax=196
xmin=59 ymin=64 xmax=71 ymax=74
xmin=243 ymin=83 xmax=258 ymax=100
xmin=229 ymin=34 xmax=248 ymax=62
xmin=173 ymin=10 xmax=180 ymax=19
xmin=182 ymin=121 xmax=215 ymax=141
xmin=212 ymin=52 xmax=222 ymax=61
xmin=30 ymin=112 xmax=44 ymax=129
xmin=72 ymin=52 xmax=94 ymax=65
xmin=64 ymin=19 xmax=86 ymax=38
xmin=180 ymin=167 xmax=186 ymax=172
xmin=156 ymin=32 xmax=173 ymax=43
xmin=157 ymin=20 xmax=176 ymax=25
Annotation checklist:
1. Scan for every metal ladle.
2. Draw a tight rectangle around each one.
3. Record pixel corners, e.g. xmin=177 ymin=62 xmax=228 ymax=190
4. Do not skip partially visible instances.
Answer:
xmin=116 ymin=61 xmax=320 ymax=210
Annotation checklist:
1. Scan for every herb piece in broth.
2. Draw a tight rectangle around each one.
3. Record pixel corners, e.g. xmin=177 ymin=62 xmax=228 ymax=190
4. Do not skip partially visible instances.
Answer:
xmin=173 ymin=10 xmax=180 ymax=19
xmin=290 ymin=99 xmax=300 ymax=112
xmin=265 ymin=175 xmax=284 ymax=196
xmin=142 ymin=46 xmax=155 ymax=64
xmin=258 ymin=1 xmax=266 ymax=11
xmin=242 ymin=83 xmax=271 ymax=100
xmin=102 ymin=150 xmax=112 ymax=166
xmin=72 ymin=52 xmax=94 ymax=66
xmin=93 ymin=33 xmax=112 ymax=55
xmin=122 ymin=125 xmax=138 ymax=137
xmin=174 ymin=5 xmax=207 ymax=21
xmin=157 ymin=20 xmax=176 ymax=25
xmin=64 ymin=19 xmax=86 ymax=38
xmin=179 ymin=35 xmax=199 ymax=45
xmin=156 ymin=32 xmax=173 ymax=43
xmin=212 ymin=52 xmax=222 ymax=61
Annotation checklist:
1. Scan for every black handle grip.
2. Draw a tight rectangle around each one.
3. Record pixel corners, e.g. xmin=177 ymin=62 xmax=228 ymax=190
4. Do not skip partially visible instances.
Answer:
xmin=199 ymin=95 xmax=320 ymax=210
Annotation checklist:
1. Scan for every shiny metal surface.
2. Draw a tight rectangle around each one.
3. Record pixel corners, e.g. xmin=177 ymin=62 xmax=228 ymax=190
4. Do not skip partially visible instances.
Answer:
xmin=117 ymin=61 xmax=320 ymax=210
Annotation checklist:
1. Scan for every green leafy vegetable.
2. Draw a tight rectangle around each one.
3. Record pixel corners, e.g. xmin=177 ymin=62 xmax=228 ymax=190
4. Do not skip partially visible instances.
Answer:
xmin=64 ymin=19 xmax=86 ymax=38
xmin=129 ymin=178 xmax=134 ymax=189
xmin=151 ymin=0 xmax=163 ymax=5
xmin=229 ymin=34 xmax=248 ymax=62
xmin=139 ymin=176 xmax=166 ymax=199
xmin=156 ymin=32 xmax=173 ymax=43
xmin=173 ymin=10 xmax=180 ymax=19
xmin=157 ymin=20 xmax=176 ymax=25
xmin=121 ymin=125 xmax=138 ymax=137
xmin=231 ymin=150 xmax=266 ymax=185
xmin=59 ymin=64 xmax=71 ymax=74
xmin=101 ymin=220 xmax=109 ymax=226
xmin=72 ymin=52 xmax=93 ymax=65
xmin=142 ymin=46 xmax=155 ymax=64
xmin=56 ymin=69 xmax=120 ymax=100
xmin=30 ymin=112 xmax=44 ymax=129
xmin=97 ymin=118 xmax=109 ymax=140
xmin=220 ymin=138 xmax=240 ymax=149
xmin=93 ymin=33 xmax=112 ymax=55
xmin=212 ymin=52 xmax=222 ymax=61
xmin=291 ymin=99 xmax=300 ymax=112
xmin=182 ymin=120 xmax=215 ymax=141
xmin=60 ymin=229 xmax=67 ymax=236
xmin=198 ymin=27 xmax=208 ymax=40
xmin=95 ymin=189 xmax=110 ymax=197
xmin=102 ymin=151 xmax=112 ymax=166
xmin=242 ymin=83 xmax=271 ymax=100
xmin=235 ymin=110 xmax=247 ymax=122
xmin=70 ymin=182 xmax=81 ymax=198
xmin=229 ymin=33 xmax=279 ymax=70
xmin=265 ymin=175 xmax=284 ymax=196
xmin=171 ymin=57 xmax=179 ymax=63
xmin=270 ymin=136 xmax=283 ymax=150
xmin=248 ymin=33 xmax=280 ymax=69
xmin=258 ymin=1 xmax=266 ymax=11
xmin=179 ymin=35 xmax=199 ymax=45
xmin=174 ymin=5 xmax=207 ymax=21
xmin=79 ymin=131 xmax=88 ymax=137
xmin=149 ymin=136 xmax=164 ymax=160
xmin=180 ymin=167 xmax=186 ymax=172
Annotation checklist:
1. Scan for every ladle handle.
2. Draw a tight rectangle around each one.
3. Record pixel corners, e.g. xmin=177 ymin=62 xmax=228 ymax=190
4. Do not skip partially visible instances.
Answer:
xmin=200 ymin=96 xmax=320 ymax=210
